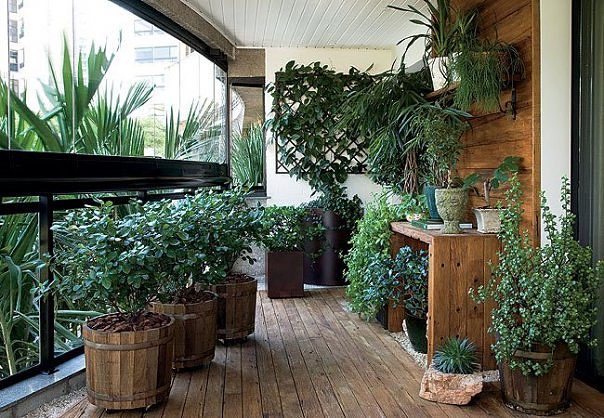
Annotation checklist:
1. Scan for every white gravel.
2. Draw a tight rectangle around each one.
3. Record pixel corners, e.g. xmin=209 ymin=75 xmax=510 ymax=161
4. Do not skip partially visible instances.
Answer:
xmin=22 ymin=387 xmax=86 ymax=418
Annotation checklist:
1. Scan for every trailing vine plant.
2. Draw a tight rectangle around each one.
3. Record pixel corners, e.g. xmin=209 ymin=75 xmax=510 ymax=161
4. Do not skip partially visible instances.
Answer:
xmin=471 ymin=175 xmax=603 ymax=376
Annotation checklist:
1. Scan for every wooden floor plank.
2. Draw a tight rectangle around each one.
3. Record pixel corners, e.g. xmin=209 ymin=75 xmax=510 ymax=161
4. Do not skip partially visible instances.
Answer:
xmin=260 ymin=292 xmax=304 ymax=418
xmin=59 ymin=288 xmax=604 ymax=418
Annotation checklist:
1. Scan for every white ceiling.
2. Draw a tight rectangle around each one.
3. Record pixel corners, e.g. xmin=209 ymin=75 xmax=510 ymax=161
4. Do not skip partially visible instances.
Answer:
xmin=181 ymin=0 xmax=428 ymax=49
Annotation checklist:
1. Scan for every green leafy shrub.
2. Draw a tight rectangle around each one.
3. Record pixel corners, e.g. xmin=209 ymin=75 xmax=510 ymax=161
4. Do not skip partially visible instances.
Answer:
xmin=259 ymin=206 xmax=321 ymax=252
xmin=51 ymin=201 xmax=165 ymax=321
xmin=306 ymin=184 xmax=363 ymax=232
xmin=398 ymin=247 xmax=429 ymax=318
xmin=433 ymin=338 xmax=479 ymax=374
xmin=471 ymin=175 xmax=604 ymax=376
xmin=345 ymin=195 xmax=425 ymax=318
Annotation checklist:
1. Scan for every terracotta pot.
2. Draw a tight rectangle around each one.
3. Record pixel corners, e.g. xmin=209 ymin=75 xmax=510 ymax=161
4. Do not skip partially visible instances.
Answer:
xmin=435 ymin=188 xmax=469 ymax=234
xmin=473 ymin=208 xmax=503 ymax=233
xmin=150 ymin=291 xmax=217 ymax=370
xmin=83 ymin=313 xmax=174 ymax=410
xmin=499 ymin=343 xmax=577 ymax=415
xmin=266 ymin=251 xmax=304 ymax=298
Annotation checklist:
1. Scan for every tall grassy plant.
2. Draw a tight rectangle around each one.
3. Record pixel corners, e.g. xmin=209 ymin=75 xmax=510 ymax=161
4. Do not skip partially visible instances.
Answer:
xmin=231 ymin=123 xmax=265 ymax=187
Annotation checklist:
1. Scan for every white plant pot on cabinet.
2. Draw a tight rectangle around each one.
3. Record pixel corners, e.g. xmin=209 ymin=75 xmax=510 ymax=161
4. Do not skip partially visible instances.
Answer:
xmin=473 ymin=208 xmax=503 ymax=234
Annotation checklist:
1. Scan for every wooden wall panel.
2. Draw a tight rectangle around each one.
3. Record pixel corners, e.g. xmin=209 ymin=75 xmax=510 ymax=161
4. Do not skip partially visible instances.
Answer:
xmin=452 ymin=0 xmax=540 ymax=241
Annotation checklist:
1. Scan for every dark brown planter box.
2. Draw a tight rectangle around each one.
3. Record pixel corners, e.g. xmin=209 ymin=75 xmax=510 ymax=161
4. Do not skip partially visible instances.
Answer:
xmin=266 ymin=251 xmax=304 ymax=298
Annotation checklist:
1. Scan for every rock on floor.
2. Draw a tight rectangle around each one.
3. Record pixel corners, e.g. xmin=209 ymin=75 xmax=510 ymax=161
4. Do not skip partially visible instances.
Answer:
xmin=419 ymin=366 xmax=483 ymax=405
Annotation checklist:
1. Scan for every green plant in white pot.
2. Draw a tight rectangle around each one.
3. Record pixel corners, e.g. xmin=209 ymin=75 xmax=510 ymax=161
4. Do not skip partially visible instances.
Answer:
xmin=471 ymin=175 xmax=603 ymax=415
xmin=466 ymin=156 xmax=521 ymax=233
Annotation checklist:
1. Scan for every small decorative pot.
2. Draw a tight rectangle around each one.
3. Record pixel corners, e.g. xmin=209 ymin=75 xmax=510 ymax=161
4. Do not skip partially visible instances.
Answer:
xmin=424 ymin=185 xmax=442 ymax=221
xmin=435 ymin=188 xmax=469 ymax=234
xmin=473 ymin=208 xmax=503 ymax=234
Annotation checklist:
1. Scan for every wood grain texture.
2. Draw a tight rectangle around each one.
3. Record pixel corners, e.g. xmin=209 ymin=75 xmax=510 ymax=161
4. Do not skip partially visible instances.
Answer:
xmin=64 ymin=289 xmax=604 ymax=418
xmin=211 ymin=278 xmax=257 ymax=341
xmin=451 ymin=0 xmax=540 ymax=242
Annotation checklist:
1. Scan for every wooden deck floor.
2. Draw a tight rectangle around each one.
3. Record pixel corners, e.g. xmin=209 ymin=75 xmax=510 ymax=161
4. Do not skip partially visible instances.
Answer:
xmin=62 ymin=288 xmax=604 ymax=418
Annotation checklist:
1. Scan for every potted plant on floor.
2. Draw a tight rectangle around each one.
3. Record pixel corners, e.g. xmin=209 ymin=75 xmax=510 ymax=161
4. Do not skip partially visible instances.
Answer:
xmin=51 ymin=201 xmax=174 ymax=410
xmin=466 ymin=156 xmax=521 ymax=233
xmin=303 ymin=184 xmax=363 ymax=286
xmin=260 ymin=205 xmax=319 ymax=298
xmin=205 ymin=189 xmax=263 ymax=342
xmin=420 ymin=338 xmax=483 ymax=405
xmin=147 ymin=197 xmax=219 ymax=370
xmin=399 ymin=246 xmax=429 ymax=353
xmin=472 ymin=176 xmax=603 ymax=415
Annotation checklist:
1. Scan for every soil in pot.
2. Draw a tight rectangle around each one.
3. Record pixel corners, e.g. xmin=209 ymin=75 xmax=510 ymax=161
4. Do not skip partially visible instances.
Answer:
xmin=211 ymin=273 xmax=257 ymax=342
xmin=405 ymin=311 xmax=428 ymax=354
xmin=499 ymin=343 xmax=577 ymax=415
xmin=151 ymin=289 xmax=217 ymax=370
xmin=83 ymin=312 xmax=175 ymax=410
xmin=266 ymin=251 xmax=304 ymax=298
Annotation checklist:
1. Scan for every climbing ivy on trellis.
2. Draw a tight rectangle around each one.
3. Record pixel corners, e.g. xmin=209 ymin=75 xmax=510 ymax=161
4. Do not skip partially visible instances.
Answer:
xmin=266 ymin=61 xmax=374 ymax=192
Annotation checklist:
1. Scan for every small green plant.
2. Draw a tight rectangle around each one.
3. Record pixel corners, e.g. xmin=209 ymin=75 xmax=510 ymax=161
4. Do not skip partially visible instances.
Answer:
xmin=471 ymin=175 xmax=604 ymax=376
xmin=231 ymin=123 xmax=265 ymax=187
xmin=433 ymin=338 xmax=479 ymax=374
xmin=51 ymin=201 xmax=165 ymax=322
xmin=306 ymin=184 xmax=363 ymax=232
xmin=259 ymin=206 xmax=322 ymax=252
xmin=464 ymin=156 xmax=521 ymax=207
xmin=398 ymin=247 xmax=429 ymax=318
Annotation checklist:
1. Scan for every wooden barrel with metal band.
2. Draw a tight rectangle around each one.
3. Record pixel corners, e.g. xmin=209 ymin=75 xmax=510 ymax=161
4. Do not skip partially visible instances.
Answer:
xmin=83 ymin=314 xmax=175 ymax=410
xmin=151 ymin=292 xmax=218 ymax=369
xmin=211 ymin=277 xmax=257 ymax=341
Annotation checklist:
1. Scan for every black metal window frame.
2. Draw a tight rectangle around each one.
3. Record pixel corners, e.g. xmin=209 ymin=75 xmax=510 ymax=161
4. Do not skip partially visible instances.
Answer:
xmin=0 ymin=0 xmax=231 ymax=389
xmin=571 ymin=0 xmax=604 ymax=392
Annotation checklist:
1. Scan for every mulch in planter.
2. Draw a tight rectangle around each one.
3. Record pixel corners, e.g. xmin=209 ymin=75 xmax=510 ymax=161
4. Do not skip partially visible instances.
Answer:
xmin=224 ymin=272 xmax=255 ymax=284
xmin=87 ymin=311 xmax=171 ymax=332
xmin=169 ymin=287 xmax=215 ymax=304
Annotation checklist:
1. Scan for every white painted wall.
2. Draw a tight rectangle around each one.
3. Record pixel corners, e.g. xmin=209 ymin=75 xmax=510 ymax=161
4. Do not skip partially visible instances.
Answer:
xmin=264 ymin=47 xmax=395 ymax=206
xmin=540 ymin=0 xmax=573 ymax=242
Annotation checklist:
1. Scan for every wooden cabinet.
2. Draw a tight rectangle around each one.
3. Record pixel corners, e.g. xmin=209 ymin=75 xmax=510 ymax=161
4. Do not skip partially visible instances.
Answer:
xmin=390 ymin=222 xmax=500 ymax=370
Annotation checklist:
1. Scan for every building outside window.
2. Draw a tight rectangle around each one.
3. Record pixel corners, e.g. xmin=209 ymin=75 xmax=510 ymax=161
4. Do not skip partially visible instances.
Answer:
xmin=8 ymin=19 xmax=18 ymax=43
xmin=9 ymin=50 xmax=18 ymax=72
xmin=134 ymin=45 xmax=178 ymax=63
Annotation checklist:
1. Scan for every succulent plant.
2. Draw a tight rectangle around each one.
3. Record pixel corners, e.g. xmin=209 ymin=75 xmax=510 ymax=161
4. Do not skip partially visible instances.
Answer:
xmin=432 ymin=338 xmax=479 ymax=374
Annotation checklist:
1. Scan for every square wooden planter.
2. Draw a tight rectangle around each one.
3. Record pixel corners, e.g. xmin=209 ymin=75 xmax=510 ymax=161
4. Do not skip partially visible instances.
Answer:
xmin=266 ymin=251 xmax=304 ymax=298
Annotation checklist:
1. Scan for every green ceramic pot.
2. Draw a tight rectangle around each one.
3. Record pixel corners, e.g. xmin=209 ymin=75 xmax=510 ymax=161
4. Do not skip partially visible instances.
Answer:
xmin=434 ymin=188 xmax=468 ymax=234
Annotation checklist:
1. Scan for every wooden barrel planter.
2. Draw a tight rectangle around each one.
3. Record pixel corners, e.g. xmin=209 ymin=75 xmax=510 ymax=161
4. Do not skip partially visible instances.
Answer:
xmin=83 ymin=313 xmax=175 ymax=410
xmin=500 ymin=343 xmax=577 ymax=415
xmin=151 ymin=291 xmax=217 ymax=370
xmin=211 ymin=276 xmax=257 ymax=341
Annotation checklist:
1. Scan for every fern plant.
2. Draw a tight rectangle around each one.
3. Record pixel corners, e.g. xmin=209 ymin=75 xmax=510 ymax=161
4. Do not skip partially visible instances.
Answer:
xmin=433 ymin=338 xmax=479 ymax=374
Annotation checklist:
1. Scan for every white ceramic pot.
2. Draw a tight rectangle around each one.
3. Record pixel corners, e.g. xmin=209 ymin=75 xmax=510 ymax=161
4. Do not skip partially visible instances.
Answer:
xmin=473 ymin=208 xmax=503 ymax=234
xmin=428 ymin=56 xmax=459 ymax=91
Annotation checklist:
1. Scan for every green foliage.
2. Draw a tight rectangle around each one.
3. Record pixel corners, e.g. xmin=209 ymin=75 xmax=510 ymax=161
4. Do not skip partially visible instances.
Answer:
xmin=259 ymin=206 xmax=320 ymax=252
xmin=452 ymin=43 xmax=524 ymax=113
xmin=471 ymin=175 xmax=604 ymax=376
xmin=412 ymin=104 xmax=470 ymax=187
xmin=433 ymin=338 xmax=479 ymax=374
xmin=465 ymin=156 xmax=521 ymax=207
xmin=51 ymin=201 xmax=165 ymax=319
xmin=340 ymin=69 xmax=432 ymax=195
xmin=344 ymin=196 xmax=425 ymax=318
xmin=398 ymin=247 xmax=429 ymax=318
xmin=306 ymin=184 xmax=363 ymax=232
xmin=266 ymin=61 xmax=374 ymax=192
xmin=232 ymin=123 xmax=265 ymax=187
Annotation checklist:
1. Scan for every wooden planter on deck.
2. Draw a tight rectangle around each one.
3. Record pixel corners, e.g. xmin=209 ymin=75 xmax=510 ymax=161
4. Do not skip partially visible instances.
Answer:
xmin=211 ymin=277 xmax=257 ymax=341
xmin=151 ymin=292 xmax=217 ymax=369
xmin=83 ymin=314 xmax=175 ymax=410
xmin=266 ymin=251 xmax=304 ymax=298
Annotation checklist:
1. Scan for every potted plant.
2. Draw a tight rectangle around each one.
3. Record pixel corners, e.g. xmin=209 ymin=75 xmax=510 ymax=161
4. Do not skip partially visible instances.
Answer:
xmin=398 ymin=246 xmax=429 ymax=353
xmin=51 ymin=201 xmax=174 ymax=410
xmin=412 ymin=104 xmax=469 ymax=222
xmin=259 ymin=205 xmax=318 ymax=298
xmin=303 ymin=184 xmax=363 ymax=286
xmin=471 ymin=176 xmax=603 ymax=415
xmin=390 ymin=0 xmax=478 ymax=90
xmin=204 ymin=189 xmax=263 ymax=342
xmin=147 ymin=197 xmax=219 ymax=370
xmin=465 ymin=156 xmax=521 ymax=233
xmin=420 ymin=338 xmax=483 ymax=405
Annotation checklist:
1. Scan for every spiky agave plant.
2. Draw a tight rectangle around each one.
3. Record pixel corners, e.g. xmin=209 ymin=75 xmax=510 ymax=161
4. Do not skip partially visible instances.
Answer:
xmin=432 ymin=338 xmax=479 ymax=374
xmin=231 ymin=122 xmax=265 ymax=187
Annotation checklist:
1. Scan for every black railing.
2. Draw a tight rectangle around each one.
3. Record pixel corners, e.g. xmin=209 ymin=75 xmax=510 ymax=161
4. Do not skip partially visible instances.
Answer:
xmin=0 ymin=150 xmax=230 ymax=389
